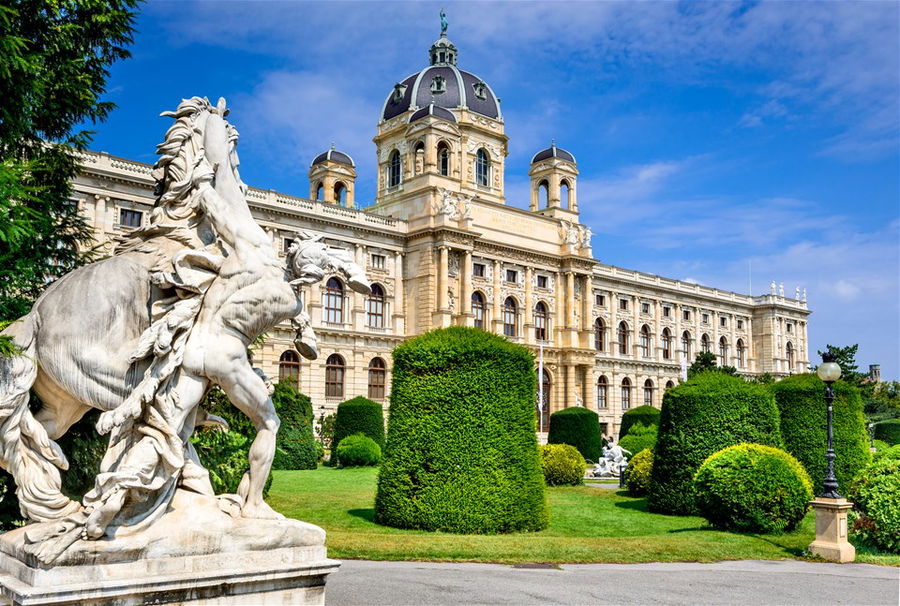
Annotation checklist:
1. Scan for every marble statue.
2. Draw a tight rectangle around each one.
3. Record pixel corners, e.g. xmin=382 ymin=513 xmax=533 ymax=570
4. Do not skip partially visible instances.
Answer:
xmin=559 ymin=220 xmax=581 ymax=246
xmin=0 ymin=96 xmax=370 ymax=566
xmin=591 ymin=439 xmax=632 ymax=477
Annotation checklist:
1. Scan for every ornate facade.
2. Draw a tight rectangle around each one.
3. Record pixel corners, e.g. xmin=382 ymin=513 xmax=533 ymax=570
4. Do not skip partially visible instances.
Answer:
xmin=70 ymin=29 xmax=810 ymax=436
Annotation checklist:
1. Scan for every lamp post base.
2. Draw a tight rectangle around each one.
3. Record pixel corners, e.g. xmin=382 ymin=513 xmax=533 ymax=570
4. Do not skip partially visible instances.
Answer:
xmin=808 ymin=497 xmax=856 ymax=563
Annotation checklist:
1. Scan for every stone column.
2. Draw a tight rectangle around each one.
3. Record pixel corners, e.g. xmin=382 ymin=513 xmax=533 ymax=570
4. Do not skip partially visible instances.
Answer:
xmin=492 ymin=259 xmax=502 ymax=333
xmin=554 ymin=272 xmax=564 ymax=344
xmin=524 ymin=267 xmax=534 ymax=344
xmin=393 ymin=252 xmax=405 ymax=334
xmin=424 ymin=133 xmax=437 ymax=171
xmin=565 ymin=363 xmax=575 ymax=409
xmin=460 ymin=251 xmax=473 ymax=326
xmin=566 ymin=272 xmax=576 ymax=347
xmin=437 ymin=246 xmax=449 ymax=311
xmin=581 ymin=275 xmax=592 ymax=332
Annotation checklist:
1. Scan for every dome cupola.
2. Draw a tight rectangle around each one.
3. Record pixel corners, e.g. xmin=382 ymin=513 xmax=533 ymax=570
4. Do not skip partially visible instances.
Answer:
xmin=308 ymin=144 xmax=357 ymax=207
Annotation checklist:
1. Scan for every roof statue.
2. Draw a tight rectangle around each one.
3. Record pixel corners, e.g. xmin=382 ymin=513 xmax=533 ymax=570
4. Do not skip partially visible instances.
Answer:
xmin=0 ymin=96 xmax=370 ymax=566
xmin=440 ymin=8 xmax=448 ymax=35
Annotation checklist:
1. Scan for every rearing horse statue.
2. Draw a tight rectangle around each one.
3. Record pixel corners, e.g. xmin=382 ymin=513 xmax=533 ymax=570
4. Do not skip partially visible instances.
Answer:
xmin=0 ymin=97 xmax=370 ymax=562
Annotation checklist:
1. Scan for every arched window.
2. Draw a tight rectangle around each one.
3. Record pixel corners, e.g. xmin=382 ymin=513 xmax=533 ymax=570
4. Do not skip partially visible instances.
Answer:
xmin=662 ymin=328 xmax=673 ymax=360
xmin=665 ymin=380 xmax=675 ymax=390
xmin=643 ymin=379 xmax=654 ymax=406
xmin=640 ymin=325 xmax=652 ymax=358
xmin=539 ymin=179 xmax=550 ymax=207
xmin=719 ymin=336 xmax=728 ymax=365
xmin=278 ymin=350 xmax=300 ymax=388
xmin=503 ymin=297 xmax=518 ymax=337
xmin=560 ymin=179 xmax=571 ymax=209
xmin=701 ymin=333 xmax=711 ymax=353
xmin=534 ymin=301 xmax=548 ymax=341
xmin=324 ymin=277 xmax=344 ymax=324
xmin=471 ymin=291 xmax=486 ymax=329
xmin=476 ymin=148 xmax=490 ymax=186
xmin=736 ymin=339 xmax=746 ymax=368
xmin=437 ymin=142 xmax=450 ymax=176
xmin=325 ymin=354 xmax=345 ymax=399
xmin=597 ymin=376 xmax=608 ymax=409
xmin=621 ymin=378 xmax=632 ymax=410
xmin=594 ymin=318 xmax=606 ymax=351
xmin=414 ymin=141 xmax=425 ymax=175
xmin=368 ymin=357 xmax=386 ymax=400
xmin=334 ymin=181 xmax=346 ymax=205
xmin=682 ymin=331 xmax=692 ymax=360
xmin=388 ymin=149 xmax=401 ymax=187
xmin=618 ymin=322 xmax=629 ymax=355
xmin=367 ymin=283 xmax=385 ymax=328
xmin=786 ymin=341 xmax=794 ymax=371
xmin=315 ymin=181 xmax=324 ymax=201
xmin=537 ymin=368 xmax=552 ymax=430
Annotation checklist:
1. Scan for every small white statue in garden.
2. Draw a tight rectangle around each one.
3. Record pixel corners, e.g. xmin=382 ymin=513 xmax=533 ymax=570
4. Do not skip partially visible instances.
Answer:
xmin=591 ymin=438 xmax=632 ymax=477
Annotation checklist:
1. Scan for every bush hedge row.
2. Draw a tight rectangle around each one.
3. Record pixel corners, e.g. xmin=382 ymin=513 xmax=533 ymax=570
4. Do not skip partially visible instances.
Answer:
xmin=333 ymin=396 xmax=385 ymax=451
xmin=547 ymin=407 xmax=602 ymax=463
xmin=848 ymin=445 xmax=900 ymax=554
xmin=270 ymin=381 xmax=318 ymax=471
xmin=539 ymin=444 xmax=585 ymax=486
xmin=874 ymin=419 xmax=900 ymax=446
xmin=647 ymin=372 xmax=783 ymax=515
xmin=375 ymin=327 xmax=548 ymax=534
xmin=769 ymin=374 xmax=870 ymax=494
xmin=625 ymin=448 xmax=654 ymax=496
xmin=619 ymin=422 xmax=657 ymax=457
xmin=619 ymin=405 xmax=661 ymax=440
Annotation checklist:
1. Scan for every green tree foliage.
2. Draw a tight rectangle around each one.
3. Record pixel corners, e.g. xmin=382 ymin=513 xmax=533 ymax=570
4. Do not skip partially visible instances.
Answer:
xmin=687 ymin=351 xmax=736 ymax=379
xmin=547 ymin=407 xmax=602 ymax=463
xmin=694 ymin=444 xmax=813 ymax=534
xmin=335 ymin=434 xmax=382 ymax=467
xmin=769 ymin=374 xmax=871 ymax=494
xmin=865 ymin=381 xmax=900 ymax=424
xmin=874 ymin=419 xmax=900 ymax=446
xmin=270 ymin=381 xmax=317 ymax=471
xmin=0 ymin=1 xmax=140 ymax=322
xmin=625 ymin=448 xmax=654 ymax=496
xmin=619 ymin=422 xmax=658 ymax=457
xmin=618 ymin=405 xmax=661 ymax=439
xmin=539 ymin=444 xmax=585 ymax=486
xmin=814 ymin=344 xmax=866 ymax=386
xmin=848 ymin=445 xmax=900 ymax=554
xmin=647 ymin=373 xmax=782 ymax=515
xmin=375 ymin=327 xmax=548 ymax=534
xmin=333 ymin=396 xmax=385 ymax=451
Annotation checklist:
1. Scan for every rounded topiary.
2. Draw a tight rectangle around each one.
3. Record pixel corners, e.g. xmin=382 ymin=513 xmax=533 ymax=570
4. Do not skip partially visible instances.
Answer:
xmin=874 ymin=419 xmax=900 ymax=446
xmin=848 ymin=445 xmax=900 ymax=554
xmin=375 ymin=327 xmax=548 ymax=534
xmin=336 ymin=434 xmax=382 ymax=467
xmin=271 ymin=380 xmax=318 ymax=471
xmin=647 ymin=372 xmax=783 ymax=515
xmin=694 ymin=443 xmax=812 ymax=534
xmin=619 ymin=422 xmax=658 ymax=457
xmin=770 ymin=374 xmax=871 ymax=494
xmin=333 ymin=396 xmax=385 ymax=450
xmin=625 ymin=448 xmax=654 ymax=496
xmin=547 ymin=407 xmax=602 ymax=463
xmin=619 ymin=405 xmax=661 ymax=440
xmin=539 ymin=444 xmax=586 ymax=486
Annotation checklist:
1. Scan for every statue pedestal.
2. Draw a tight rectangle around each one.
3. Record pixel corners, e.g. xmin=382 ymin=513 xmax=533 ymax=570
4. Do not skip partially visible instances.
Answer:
xmin=808 ymin=497 xmax=856 ymax=563
xmin=0 ymin=491 xmax=340 ymax=605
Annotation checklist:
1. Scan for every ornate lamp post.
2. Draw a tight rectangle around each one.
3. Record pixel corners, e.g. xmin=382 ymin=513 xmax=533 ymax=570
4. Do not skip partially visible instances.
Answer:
xmin=808 ymin=352 xmax=855 ymax=562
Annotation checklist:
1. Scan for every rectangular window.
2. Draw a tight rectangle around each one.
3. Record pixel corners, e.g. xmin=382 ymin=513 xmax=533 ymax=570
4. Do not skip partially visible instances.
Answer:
xmin=283 ymin=238 xmax=293 ymax=254
xmin=473 ymin=263 xmax=485 ymax=278
xmin=505 ymin=269 xmax=518 ymax=283
xmin=702 ymin=313 xmax=710 ymax=324
xmin=537 ymin=275 xmax=548 ymax=289
xmin=737 ymin=319 xmax=744 ymax=330
xmin=596 ymin=294 xmax=605 ymax=306
xmin=367 ymin=294 xmax=384 ymax=328
xmin=619 ymin=299 xmax=628 ymax=311
xmin=641 ymin=302 xmax=650 ymax=314
xmin=787 ymin=323 xmax=793 ymax=333
xmin=720 ymin=316 xmax=727 ymax=328
xmin=371 ymin=254 xmax=386 ymax=269
xmin=119 ymin=208 xmax=143 ymax=228
xmin=663 ymin=306 xmax=671 ymax=318
xmin=325 ymin=366 xmax=344 ymax=399
xmin=683 ymin=310 xmax=691 ymax=321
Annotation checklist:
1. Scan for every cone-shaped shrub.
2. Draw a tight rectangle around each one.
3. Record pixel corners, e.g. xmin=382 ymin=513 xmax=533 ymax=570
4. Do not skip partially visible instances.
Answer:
xmin=619 ymin=405 xmax=661 ymax=439
xmin=271 ymin=380 xmax=318 ymax=471
xmin=770 ymin=374 xmax=870 ymax=494
xmin=375 ymin=327 xmax=548 ymax=533
xmin=625 ymin=448 xmax=654 ymax=496
xmin=547 ymin=407 xmax=602 ymax=463
xmin=647 ymin=373 xmax=782 ymax=515
xmin=333 ymin=396 xmax=385 ymax=450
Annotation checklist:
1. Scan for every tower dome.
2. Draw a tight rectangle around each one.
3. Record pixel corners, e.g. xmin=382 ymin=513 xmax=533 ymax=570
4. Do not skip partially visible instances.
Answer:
xmin=311 ymin=146 xmax=354 ymax=168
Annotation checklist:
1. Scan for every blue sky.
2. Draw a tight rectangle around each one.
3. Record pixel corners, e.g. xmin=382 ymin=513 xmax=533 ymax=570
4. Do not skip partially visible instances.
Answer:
xmin=86 ymin=1 xmax=899 ymax=379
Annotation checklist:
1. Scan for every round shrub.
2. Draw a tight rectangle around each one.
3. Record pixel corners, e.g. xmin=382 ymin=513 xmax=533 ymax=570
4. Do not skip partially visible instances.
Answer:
xmin=539 ymin=444 xmax=586 ymax=486
xmin=874 ymin=419 xmax=900 ymax=446
xmin=693 ymin=444 xmax=812 ymax=534
xmin=375 ymin=327 xmax=548 ymax=534
xmin=619 ymin=422 xmax=657 ymax=456
xmin=848 ymin=445 xmax=900 ymax=554
xmin=770 ymin=374 xmax=871 ymax=494
xmin=625 ymin=448 xmax=654 ymax=496
xmin=547 ymin=407 xmax=602 ymax=463
xmin=271 ymin=380 xmax=318 ymax=471
xmin=336 ymin=434 xmax=382 ymax=467
xmin=619 ymin=405 xmax=661 ymax=440
xmin=333 ymin=396 xmax=385 ymax=450
xmin=647 ymin=373 xmax=783 ymax=515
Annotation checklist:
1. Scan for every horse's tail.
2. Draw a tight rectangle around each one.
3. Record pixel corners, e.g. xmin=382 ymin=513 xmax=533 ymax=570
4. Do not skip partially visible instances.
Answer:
xmin=0 ymin=315 xmax=80 ymax=521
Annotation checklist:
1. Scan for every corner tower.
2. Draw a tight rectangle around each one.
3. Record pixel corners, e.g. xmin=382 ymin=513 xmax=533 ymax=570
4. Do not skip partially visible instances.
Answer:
xmin=308 ymin=146 xmax=357 ymax=207
xmin=529 ymin=142 xmax=579 ymax=220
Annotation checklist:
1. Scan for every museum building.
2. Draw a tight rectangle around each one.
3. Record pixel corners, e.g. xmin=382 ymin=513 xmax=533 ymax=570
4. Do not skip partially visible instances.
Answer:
xmin=70 ymin=29 xmax=810 ymax=437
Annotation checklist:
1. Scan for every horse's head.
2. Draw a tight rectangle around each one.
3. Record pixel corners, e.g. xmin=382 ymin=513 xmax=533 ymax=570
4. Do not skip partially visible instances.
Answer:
xmin=286 ymin=232 xmax=371 ymax=295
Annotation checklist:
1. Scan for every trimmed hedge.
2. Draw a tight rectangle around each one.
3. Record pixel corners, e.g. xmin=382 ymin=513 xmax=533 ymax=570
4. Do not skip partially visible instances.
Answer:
xmin=336 ymin=434 xmax=382 ymax=467
xmin=874 ymin=419 xmax=900 ymax=446
xmin=547 ymin=407 xmax=602 ymax=463
xmin=333 ymin=396 xmax=385 ymax=450
xmin=694 ymin=443 xmax=812 ymax=534
xmin=619 ymin=422 xmax=657 ymax=457
xmin=271 ymin=381 xmax=318 ymax=471
xmin=647 ymin=373 xmax=783 ymax=515
xmin=539 ymin=444 xmax=586 ymax=486
xmin=619 ymin=405 xmax=661 ymax=440
xmin=770 ymin=374 xmax=871 ymax=494
xmin=848 ymin=445 xmax=900 ymax=553
xmin=625 ymin=448 xmax=654 ymax=496
xmin=375 ymin=327 xmax=549 ymax=534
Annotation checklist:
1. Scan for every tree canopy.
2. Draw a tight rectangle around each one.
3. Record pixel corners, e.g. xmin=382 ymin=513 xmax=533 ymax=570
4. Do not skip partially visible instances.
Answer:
xmin=687 ymin=351 xmax=737 ymax=379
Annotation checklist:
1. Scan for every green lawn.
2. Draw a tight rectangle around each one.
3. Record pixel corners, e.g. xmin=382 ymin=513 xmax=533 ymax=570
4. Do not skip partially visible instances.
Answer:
xmin=267 ymin=466 xmax=898 ymax=566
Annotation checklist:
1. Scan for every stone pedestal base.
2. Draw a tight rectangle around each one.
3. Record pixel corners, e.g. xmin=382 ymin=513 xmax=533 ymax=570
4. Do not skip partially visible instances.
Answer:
xmin=808 ymin=497 xmax=856 ymax=563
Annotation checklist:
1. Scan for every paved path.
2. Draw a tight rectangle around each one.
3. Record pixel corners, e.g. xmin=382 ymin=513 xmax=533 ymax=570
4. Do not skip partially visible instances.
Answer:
xmin=325 ymin=559 xmax=898 ymax=605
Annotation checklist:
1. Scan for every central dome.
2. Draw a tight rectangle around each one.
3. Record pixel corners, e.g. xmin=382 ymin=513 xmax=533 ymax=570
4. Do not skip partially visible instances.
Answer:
xmin=380 ymin=34 xmax=501 ymax=122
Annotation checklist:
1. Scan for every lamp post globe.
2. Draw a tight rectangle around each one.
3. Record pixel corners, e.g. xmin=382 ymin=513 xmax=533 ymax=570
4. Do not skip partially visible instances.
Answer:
xmin=817 ymin=352 xmax=842 ymax=499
